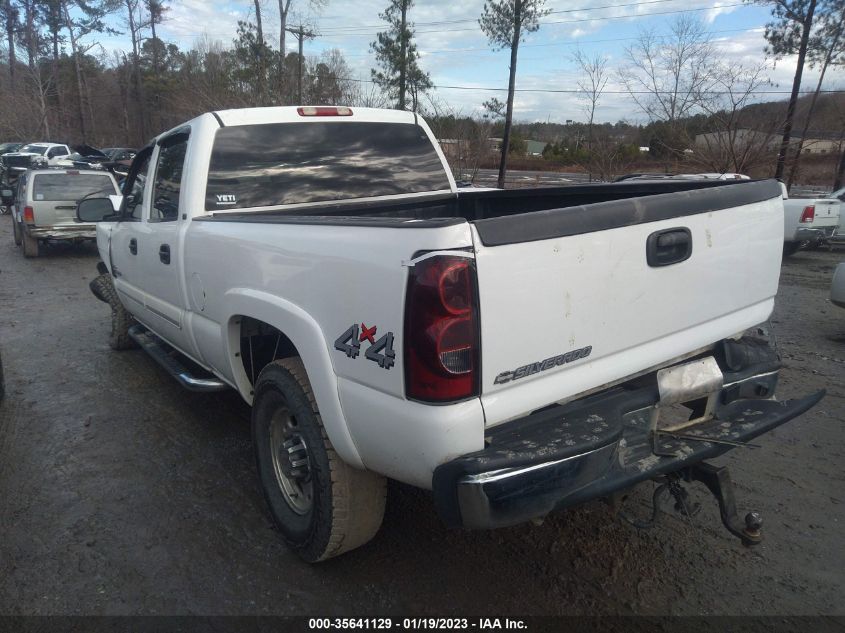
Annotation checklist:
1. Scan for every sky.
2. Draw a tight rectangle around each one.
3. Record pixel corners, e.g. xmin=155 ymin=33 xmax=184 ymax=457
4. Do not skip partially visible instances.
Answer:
xmin=90 ymin=0 xmax=845 ymax=125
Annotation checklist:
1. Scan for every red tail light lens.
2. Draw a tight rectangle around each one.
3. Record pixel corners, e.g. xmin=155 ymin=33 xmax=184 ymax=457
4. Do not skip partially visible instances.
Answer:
xmin=405 ymin=255 xmax=479 ymax=402
xmin=800 ymin=205 xmax=815 ymax=223
xmin=23 ymin=206 xmax=34 ymax=222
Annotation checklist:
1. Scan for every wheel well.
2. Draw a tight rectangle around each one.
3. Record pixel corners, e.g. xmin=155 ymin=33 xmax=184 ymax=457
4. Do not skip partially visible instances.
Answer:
xmin=238 ymin=316 xmax=299 ymax=387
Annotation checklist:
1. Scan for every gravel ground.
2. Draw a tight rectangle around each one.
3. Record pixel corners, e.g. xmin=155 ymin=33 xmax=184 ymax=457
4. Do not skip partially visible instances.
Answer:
xmin=0 ymin=214 xmax=843 ymax=616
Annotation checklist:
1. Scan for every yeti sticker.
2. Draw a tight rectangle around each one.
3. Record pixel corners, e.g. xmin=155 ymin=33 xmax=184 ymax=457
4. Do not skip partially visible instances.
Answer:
xmin=216 ymin=194 xmax=237 ymax=205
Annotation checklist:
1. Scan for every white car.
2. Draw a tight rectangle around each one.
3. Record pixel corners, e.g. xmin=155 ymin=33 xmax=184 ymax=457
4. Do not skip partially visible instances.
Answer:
xmin=76 ymin=106 xmax=822 ymax=561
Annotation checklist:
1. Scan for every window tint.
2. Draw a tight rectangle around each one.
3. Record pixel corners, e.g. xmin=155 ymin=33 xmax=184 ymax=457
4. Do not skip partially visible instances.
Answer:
xmin=150 ymin=139 xmax=187 ymax=222
xmin=205 ymin=121 xmax=450 ymax=210
xmin=32 ymin=173 xmax=117 ymax=201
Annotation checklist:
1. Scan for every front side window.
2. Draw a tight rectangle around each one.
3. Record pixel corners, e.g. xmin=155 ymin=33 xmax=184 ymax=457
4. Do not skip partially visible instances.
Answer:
xmin=124 ymin=154 xmax=151 ymax=220
xmin=205 ymin=121 xmax=451 ymax=211
xmin=150 ymin=138 xmax=188 ymax=222
xmin=32 ymin=173 xmax=117 ymax=201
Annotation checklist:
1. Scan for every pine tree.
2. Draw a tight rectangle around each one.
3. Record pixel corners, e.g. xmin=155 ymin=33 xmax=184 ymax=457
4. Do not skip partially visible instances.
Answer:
xmin=370 ymin=0 xmax=431 ymax=111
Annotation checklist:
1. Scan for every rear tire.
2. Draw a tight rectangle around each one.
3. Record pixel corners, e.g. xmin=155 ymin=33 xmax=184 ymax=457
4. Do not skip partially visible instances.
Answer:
xmin=252 ymin=358 xmax=386 ymax=562
xmin=12 ymin=218 xmax=21 ymax=246
xmin=783 ymin=241 xmax=801 ymax=257
xmin=22 ymin=227 xmax=39 ymax=258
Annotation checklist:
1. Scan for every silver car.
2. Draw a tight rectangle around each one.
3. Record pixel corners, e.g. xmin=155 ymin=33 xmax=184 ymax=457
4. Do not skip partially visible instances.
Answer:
xmin=9 ymin=168 xmax=120 ymax=258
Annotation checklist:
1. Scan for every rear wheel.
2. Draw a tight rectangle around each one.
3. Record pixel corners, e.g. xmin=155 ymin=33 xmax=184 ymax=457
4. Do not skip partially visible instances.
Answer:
xmin=12 ymin=218 xmax=21 ymax=246
xmin=252 ymin=358 xmax=386 ymax=562
xmin=783 ymin=241 xmax=801 ymax=257
xmin=22 ymin=227 xmax=39 ymax=258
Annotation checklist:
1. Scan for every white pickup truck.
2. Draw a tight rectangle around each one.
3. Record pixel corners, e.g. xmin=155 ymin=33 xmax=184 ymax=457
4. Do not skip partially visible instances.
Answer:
xmin=783 ymin=191 xmax=840 ymax=256
xmin=77 ymin=106 xmax=823 ymax=562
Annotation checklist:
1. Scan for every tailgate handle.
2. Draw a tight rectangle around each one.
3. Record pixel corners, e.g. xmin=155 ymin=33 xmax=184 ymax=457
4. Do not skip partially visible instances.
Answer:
xmin=647 ymin=228 xmax=692 ymax=267
xmin=159 ymin=243 xmax=170 ymax=265
xmin=129 ymin=238 xmax=137 ymax=255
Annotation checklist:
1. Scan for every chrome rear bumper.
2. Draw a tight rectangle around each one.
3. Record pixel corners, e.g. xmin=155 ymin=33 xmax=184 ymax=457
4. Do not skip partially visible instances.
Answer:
xmin=433 ymin=336 xmax=824 ymax=530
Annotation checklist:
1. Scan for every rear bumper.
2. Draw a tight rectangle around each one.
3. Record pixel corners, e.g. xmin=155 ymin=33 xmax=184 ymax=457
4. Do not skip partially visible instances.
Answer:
xmin=26 ymin=224 xmax=96 ymax=240
xmin=793 ymin=227 xmax=826 ymax=243
xmin=433 ymin=339 xmax=824 ymax=529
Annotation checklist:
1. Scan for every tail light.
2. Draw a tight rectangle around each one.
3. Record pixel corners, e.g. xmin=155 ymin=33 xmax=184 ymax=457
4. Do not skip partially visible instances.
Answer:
xmin=800 ymin=205 xmax=815 ymax=223
xmin=404 ymin=255 xmax=479 ymax=402
xmin=23 ymin=206 xmax=34 ymax=223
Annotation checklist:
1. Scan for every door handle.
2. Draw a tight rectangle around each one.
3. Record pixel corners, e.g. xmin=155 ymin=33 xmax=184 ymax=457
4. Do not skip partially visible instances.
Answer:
xmin=647 ymin=228 xmax=692 ymax=267
xmin=159 ymin=243 xmax=170 ymax=265
xmin=129 ymin=238 xmax=137 ymax=255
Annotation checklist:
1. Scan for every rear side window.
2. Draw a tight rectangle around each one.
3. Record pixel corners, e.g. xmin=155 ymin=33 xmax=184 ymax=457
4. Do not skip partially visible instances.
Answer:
xmin=205 ymin=121 xmax=451 ymax=210
xmin=32 ymin=173 xmax=117 ymax=201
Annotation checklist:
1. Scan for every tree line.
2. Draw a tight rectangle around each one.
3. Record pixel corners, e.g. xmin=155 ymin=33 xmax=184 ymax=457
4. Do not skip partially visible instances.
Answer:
xmin=0 ymin=0 xmax=843 ymax=187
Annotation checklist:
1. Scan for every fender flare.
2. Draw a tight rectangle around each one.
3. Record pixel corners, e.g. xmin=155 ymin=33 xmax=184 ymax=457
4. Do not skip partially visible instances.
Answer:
xmin=222 ymin=288 xmax=365 ymax=469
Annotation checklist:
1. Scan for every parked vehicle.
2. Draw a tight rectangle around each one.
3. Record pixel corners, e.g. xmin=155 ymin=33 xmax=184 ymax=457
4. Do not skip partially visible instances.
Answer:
xmin=101 ymin=147 xmax=137 ymax=163
xmin=0 ymin=142 xmax=23 ymax=155
xmin=0 ymin=142 xmax=73 ymax=185
xmin=832 ymin=262 xmax=845 ymax=308
xmin=78 ymin=106 xmax=822 ymax=562
xmin=826 ymin=187 xmax=845 ymax=246
xmin=783 ymin=192 xmax=840 ymax=256
xmin=3 ymin=168 xmax=120 ymax=257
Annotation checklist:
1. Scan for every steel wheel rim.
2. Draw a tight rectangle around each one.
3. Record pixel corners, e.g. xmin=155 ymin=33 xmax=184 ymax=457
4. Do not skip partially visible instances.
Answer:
xmin=269 ymin=405 xmax=313 ymax=515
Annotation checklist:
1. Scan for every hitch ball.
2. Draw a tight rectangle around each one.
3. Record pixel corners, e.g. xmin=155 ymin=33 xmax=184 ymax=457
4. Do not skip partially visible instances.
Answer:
xmin=744 ymin=512 xmax=763 ymax=538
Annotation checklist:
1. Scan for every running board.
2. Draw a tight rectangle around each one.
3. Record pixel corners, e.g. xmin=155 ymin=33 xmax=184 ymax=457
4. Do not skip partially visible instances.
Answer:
xmin=128 ymin=325 xmax=229 ymax=393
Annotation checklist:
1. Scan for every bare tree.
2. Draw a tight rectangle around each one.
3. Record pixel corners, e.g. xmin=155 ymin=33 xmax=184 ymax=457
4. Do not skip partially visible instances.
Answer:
xmin=786 ymin=0 xmax=845 ymax=187
xmin=757 ymin=0 xmax=820 ymax=180
xmin=618 ymin=15 xmax=715 ymax=162
xmin=61 ymin=0 xmax=118 ymax=143
xmin=572 ymin=48 xmax=609 ymax=179
xmin=1 ymin=0 xmax=18 ymax=89
xmin=253 ymin=0 xmax=266 ymax=103
xmin=478 ymin=0 xmax=549 ymax=188
xmin=278 ymin=0 xmax=326 ymax=103
xmin=424 ymin=95 xmax=493 ymax=183
xmin=693 ymin=63 xmax=780 ymax=173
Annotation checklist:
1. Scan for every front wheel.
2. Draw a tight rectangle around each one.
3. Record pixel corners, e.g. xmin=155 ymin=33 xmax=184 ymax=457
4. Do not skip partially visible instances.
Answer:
xmin=252 ymin=358 xmax=386 ymax=562
xmin=12 ymin=218 xmax=21 ymax=246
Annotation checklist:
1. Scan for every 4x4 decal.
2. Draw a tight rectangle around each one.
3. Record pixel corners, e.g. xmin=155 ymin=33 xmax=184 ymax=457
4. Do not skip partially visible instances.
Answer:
xmin=334 ymin=323 xmax=395 ymax=370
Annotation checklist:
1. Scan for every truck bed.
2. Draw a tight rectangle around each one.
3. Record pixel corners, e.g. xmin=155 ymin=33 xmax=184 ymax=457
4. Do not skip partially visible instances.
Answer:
xmin=196 ymin=179 xmax=779 ymax=247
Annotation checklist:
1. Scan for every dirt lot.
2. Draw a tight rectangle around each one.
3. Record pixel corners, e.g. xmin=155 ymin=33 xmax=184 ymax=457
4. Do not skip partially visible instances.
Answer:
xmin=0 ymin=215 xmax=843 ymax=617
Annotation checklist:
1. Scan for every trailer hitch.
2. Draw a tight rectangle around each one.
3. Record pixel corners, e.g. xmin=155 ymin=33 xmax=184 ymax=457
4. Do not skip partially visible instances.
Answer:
xmin=616 ymin=462 xmax=762 ymax=546
xmin=681 ymin=461 xmax=762 ymax=546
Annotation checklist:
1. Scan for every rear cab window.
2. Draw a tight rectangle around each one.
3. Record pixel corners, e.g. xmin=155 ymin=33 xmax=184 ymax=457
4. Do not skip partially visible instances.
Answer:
xmin=32 ymin=173 xmax=118 ymax=201
xmin=205 ymin=121 xmax=451 ymax=211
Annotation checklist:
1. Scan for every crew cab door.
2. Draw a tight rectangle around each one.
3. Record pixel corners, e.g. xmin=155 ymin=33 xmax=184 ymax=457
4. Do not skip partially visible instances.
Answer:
xmin=132 ymin=131 xmax=191 ymax=351
xmin=110 ymin=134 xmax=191 ymax=353
xmin=110 ymin=148 xmax=153 ymax=322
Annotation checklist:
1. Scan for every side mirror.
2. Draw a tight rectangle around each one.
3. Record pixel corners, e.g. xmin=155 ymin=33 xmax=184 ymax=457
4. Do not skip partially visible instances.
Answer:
xmin=77 ymin=197 xmax=119 ymax=223
xmin=0 ymin=188 xmax=13 ymax=206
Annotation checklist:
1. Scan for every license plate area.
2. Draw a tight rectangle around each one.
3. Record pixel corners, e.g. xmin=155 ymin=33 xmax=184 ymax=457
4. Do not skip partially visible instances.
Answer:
xmin=650 ymin=356 xmax=724 ymax=456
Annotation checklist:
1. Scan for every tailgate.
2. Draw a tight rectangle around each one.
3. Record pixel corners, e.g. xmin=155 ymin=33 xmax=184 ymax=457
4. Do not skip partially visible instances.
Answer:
xmin=811 ymin=199 xmax=839 ymax=228
xmin=470 ymin=179 xmax=784 ymax=427
xmin=33 ymin=200 xmax=79 ymax=225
